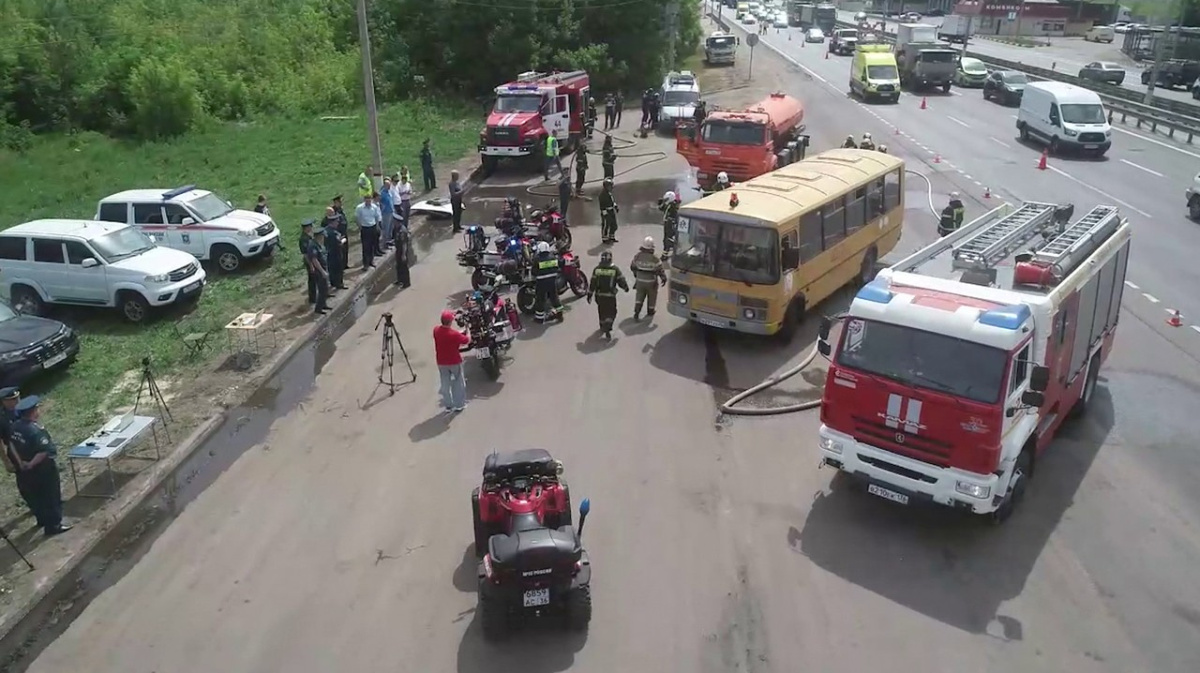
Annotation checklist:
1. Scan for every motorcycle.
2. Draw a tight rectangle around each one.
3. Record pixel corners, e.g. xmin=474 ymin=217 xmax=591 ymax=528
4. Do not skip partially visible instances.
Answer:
xmin=514 ymin=252 xmax=588 ymax=315
xmin=456 ymin=287 xmax=522 ymax=380
xmin=527 ymin=203 xmax=573 ymax=250
xmin=457 ymin=225 xmax=510 ymax=290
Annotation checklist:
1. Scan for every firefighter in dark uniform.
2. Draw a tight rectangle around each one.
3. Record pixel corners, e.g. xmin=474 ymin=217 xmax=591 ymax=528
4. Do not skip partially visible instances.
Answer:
xmin=532 ymin=241 xmax=564 ymax=323
xmin=842 ymin=134 xmax=857 ymax=149
xmin=558 ymin=173 xmax=573 ymax=220
xmin=630 ymin=237 xmax=667 ymax=321
xmin=394 ymin=225 xmax=411 ymax=288
xmin=693 ymin=99 xmax=707 ymax=126
xmin=574 ymin=141 xmax=588 ymax=196
xmin=603 ymin=94 xmax=616 ymax=131
xmin=602 ymin=135 xmax=616 ymax=181
xmin=599 ymin=178 xmax=619 ymax=244
xmin=308 ymin=229 xmax=331 ymax=314
xmin=659 ymin=190 xmax=681 ymax=261
xmin=586 ymin=250 xmax=629 ymax=339
xmin=300 ymin=220 xmax=317 ymax=304
xmin=9 ymin=395 xmax=70 ymax=536
xmin=586 ymin=97 xmax=598 ymax=139
xmin=713 ymin=171 xmax=730 ymax=192
xmin=938 ymin=191 xmax=966 ymax=237
xmin=859 ymin=133 xmax=875 ymax=151
xmin=322 ymin=216 xmax=347 ymax=290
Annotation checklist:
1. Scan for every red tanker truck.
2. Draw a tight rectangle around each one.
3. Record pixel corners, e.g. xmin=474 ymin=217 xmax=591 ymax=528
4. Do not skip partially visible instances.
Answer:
xmin=675 ymin=92 xmax=807 ymax=190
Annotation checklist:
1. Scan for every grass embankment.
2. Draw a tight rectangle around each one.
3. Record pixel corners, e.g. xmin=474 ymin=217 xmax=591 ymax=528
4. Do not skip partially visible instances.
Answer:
xmin=0 ymin=100 xmax=480 ymax=519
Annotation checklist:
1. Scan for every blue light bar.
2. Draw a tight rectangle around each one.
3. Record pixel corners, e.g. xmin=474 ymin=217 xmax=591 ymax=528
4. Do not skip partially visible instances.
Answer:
xmin=977 ymin=304 xmax=1031 ymax=330
xmin=162 ymin=185 xmax=197 ymax=200
xmin=855 ymin=280 xmax=894 ymax=304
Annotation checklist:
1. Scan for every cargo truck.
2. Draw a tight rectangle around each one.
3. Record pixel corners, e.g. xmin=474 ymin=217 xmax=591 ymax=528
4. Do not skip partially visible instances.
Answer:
xmin=894 ymin=23 xmax=959 ymax=92
xmin=675 ymin=92 xmax=807 ymax=190
xmin=817 ymin=202 xmax=1130 ymax=524
xmin=704 ymin=32 xmax=738 ymax=66
xmin=937 ymin=15 xmax=974 ymax=44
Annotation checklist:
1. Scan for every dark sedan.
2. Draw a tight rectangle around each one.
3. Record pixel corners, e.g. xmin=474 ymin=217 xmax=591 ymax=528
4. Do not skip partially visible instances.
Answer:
xmin=1078 ymin=61 xmax=1126 ymax=85
xmin=0 ymin=300 xmax=80 ymax=387
xmin=982 ymin=70 xmax=1028 ymax=105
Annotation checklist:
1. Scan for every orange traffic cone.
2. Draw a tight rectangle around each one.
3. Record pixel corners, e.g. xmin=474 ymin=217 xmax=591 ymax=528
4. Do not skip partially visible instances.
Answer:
xmin=983 ymin=186 xmax=991 ymax=199
xmin=1167 ymin=310 xmax=1184 ymax=327
xmin=919 ymin=97 xmax=927 ymax=110
xmin=933 ymin=153 xmax=941 ymax=164
xmin=1037 ymin=150 xmax=1048 ymax=170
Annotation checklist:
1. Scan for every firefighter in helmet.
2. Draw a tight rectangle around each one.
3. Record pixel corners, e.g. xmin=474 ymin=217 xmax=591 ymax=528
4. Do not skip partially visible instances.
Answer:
xmin=599 ymin=178 xmax=619 ymax=243
xmin=713 ymin=171 xmax=730 ymax=192
xmin=842 ymin=134 xmax=857 ymax=149
xmin=659 ymin=190 xmax=681 ymax=261
xmin=938 ymin=191 xmax=966 ymax=237
xmin=859 ymin=132 xmax=876 ymax=151
xmin=533 ymin=241 xmax=564 ymax=322
xmin=630 ymin=237 xmax=667 ymax=321
xmin=586 ymin=250 xmax=629 ymax=339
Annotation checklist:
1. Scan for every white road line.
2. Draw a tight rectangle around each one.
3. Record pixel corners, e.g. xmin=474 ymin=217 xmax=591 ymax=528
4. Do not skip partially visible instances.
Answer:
xmin=1192 ymin=325 xmax=1200 ymax=335
xmin=1143 ymin=293 xmax=1160 ymax=303
xmin=1120 ymin=159 xmax=1165 ymax=177
xmin=989 ymin=137 xmax=1011 ymax=148
xmin=1046 ymin=165 xmax=1153 ymax=218
xmin=1124 ymin=280 xmax=1140 ymax=290
xmin=1111 ymin=126 xmax=1200 ymax=160
xmin=946 ymin=115 xmax=971 ymax=128
xmin=1165 ymin=307 xmax=1178 ymax=315
xmin=963 ymin=174 xmax=973 ymax=180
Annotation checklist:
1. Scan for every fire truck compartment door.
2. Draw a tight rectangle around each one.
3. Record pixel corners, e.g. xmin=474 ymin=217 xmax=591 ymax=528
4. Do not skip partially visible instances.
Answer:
xmin=545 ymin=94 xmax=570 ymax=141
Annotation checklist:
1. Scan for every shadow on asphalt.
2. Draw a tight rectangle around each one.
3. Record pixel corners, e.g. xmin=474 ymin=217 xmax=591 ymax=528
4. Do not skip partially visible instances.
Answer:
xmin=794 ymin=384 xmax=1115 ymax=636
xmin=452 ymin=544 xmax=478 ymax=593
xmin=456 ymin=613 xmax=587 ymax=673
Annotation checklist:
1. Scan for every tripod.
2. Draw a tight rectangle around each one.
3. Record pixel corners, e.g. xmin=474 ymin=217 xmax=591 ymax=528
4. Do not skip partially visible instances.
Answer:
xmin=134 ymin=357 xmax=173 ymax=443
xmin=376 ymin=313 xmax=416 ymax=394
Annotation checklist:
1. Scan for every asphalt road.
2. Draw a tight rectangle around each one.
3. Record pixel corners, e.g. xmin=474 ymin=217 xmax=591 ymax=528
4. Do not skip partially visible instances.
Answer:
xmin=14 ymin=15 xmax=1200 ymax=673
xmin=829 ymin=10 xmax=1200 ymax=106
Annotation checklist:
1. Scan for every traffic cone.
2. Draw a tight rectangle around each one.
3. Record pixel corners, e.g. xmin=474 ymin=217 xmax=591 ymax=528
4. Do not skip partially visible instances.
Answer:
xmin=933 ymin=153 xmax=941 ymax=164
xmin=919 ymin=97 xmax=927 ymax=110
xmin=1037 ymin=150 xmax=1048 ymax=170
xmin=893 ymin=126 xmax=900 ymax=135
xmin=1167 ymin=310 xmax=1184 ymax=327
xmin=983 ymin=186 xmax=991 ymax=199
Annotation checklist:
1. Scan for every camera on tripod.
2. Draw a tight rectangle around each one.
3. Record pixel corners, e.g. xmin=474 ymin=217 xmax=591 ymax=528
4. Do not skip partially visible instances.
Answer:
xmin=376 ymin=312 xmax=415 ymax=392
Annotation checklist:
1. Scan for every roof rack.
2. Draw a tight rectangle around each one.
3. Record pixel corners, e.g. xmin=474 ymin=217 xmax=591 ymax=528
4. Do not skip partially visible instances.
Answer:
xmin=951 ymin=201 xmax=1059 ymax=272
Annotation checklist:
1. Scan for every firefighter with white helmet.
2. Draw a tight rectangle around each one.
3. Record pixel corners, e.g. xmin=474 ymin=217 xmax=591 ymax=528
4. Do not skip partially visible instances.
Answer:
xmin=842 ymin=134 xmax=857 ymax=149
xmin=713 ymin=171 xmax=730 ymax=191
xmin=533 ymin=240 xmax=564 ymax=322
xmin=599 ymin=177 xmax=619 ymax=243
xmin=630 ymin=237 xmax=667 ymax=321
xmin=659 ymin=190 xmax=682 ymax=261
xmin=878 ymin=145 xmax=888 ymax=154
xmin=859 ymin=132 xmax=875 ymax=151
xmin=938 ymin=191 xmax=965 ymax=237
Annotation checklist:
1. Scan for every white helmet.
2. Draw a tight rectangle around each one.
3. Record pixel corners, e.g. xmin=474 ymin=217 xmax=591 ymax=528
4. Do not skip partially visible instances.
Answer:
xmin=863 ymin=132 xmax=872 ymax=140
xmin=950 ymin=191 xmax=960 ymax=199
xmin=663 ymin=190 xmax=676 ymax=202
xmin=536 ymin=241 xmax=552 ymax=254
xmin=642 ymin=236 xmax=655 ymax=250
xmin=717 ymin=171 xmax=729 ymax=184
xmin=878 ymin=145 xmax=888 ymax=153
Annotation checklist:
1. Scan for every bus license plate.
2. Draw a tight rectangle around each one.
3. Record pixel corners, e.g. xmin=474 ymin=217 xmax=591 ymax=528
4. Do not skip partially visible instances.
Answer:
xmin=523 ymin=588 xmax=550 ymax=607
xmin=695 ymin=316 xmax=725 ymax=329
xmin=867 ymin=484 xmax=910 ymax=505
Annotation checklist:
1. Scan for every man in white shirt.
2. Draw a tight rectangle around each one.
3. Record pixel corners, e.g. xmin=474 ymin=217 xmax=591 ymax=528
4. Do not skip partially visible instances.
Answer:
xmin=396 ymin=170 xmax=414 ymax=237
xmin=355 ymin=194 xmax=383 ymax=269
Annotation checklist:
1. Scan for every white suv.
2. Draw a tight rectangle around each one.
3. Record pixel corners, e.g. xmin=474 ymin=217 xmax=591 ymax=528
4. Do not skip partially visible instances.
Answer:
xmin=0 ymin=220 xmax=206 ymax=323
xmin=96 ymin=185 xmax=280 ymax=273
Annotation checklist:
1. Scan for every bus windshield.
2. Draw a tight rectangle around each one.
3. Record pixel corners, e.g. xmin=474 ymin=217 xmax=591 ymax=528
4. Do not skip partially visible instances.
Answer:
xmin=835 ymin=318 xmax=1009 ymax=404
xmin=701 ymin=120 xmax=766 ymax=145
xmin=671 ymin=216 xmax=779 ymax=285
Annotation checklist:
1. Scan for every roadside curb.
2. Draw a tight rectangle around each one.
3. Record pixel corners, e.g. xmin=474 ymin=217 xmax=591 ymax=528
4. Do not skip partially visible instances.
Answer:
xmin=0 ymin=160 xmax=485 ymax=649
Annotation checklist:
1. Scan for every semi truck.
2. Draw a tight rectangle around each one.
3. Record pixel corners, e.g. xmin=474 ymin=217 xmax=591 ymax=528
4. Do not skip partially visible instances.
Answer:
xmin=894 ymin=23 xmax=959 ymax=92
xmin=478 ymin=70 xmax=590 ymax=174
xmin=817 ymin=201 xmax=1131 ymax=523
xmin=675 ymin=92 xmax=807 ymax=190
xmin=704 ymin=32 xmax=738 ymax=66
xmin=937 ymin=15 xmax=974 ymax=44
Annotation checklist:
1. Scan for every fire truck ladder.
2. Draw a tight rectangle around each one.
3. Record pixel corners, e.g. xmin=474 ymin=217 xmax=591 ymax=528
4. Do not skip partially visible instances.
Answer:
xmin=951 ymin=201 xmax=1059 ymax=272
xmin=1032 ymin=205 xmax=1120 ymax=277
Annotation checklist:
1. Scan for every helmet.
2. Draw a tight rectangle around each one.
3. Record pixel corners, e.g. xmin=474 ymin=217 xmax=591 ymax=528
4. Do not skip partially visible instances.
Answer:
xmin=642 ymin=236 xmax=655 ymax=251
xmin=845 ymin=134 xmax=854 ymax=142
xmin=717 ymin=171 xmax=729 ymax=184
xmin=950 ymin=191 xmax=960 ymax=199
xmin=600 ymin=250 xmax=613 ymax=264
xmin=471 ymin=290 xmax=483 ymax=302
xmin=663 ymin=190 xmax=675 ymax=202
xmin=863 ymin=132 xmax=872 ymax=140
xmin=878 ymin=145 xmax=888 ymax=153
xmin=536 ymin=241 xmax=552 ymax=254
xmin=603 ymin=177 xmax=613 ymax=186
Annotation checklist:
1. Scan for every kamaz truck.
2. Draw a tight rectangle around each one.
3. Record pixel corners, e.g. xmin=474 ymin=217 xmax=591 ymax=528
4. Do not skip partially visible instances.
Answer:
xmin=894 ymin=23 xmax=959 ymax=92
xmin=704 ymin=32 xmax=738 ymax=66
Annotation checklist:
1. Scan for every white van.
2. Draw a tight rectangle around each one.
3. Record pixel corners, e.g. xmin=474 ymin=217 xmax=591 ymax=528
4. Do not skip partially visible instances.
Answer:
xmin=1085 ymin=25 xmax=1115 ymax=43
xmin=1016 ymin=81 xmax=1111 ymax=156
xmin=0 ymin=220 xmax=206 ymax=323
xmin=96 ymin=185 xmax=280 ymax=273
xmin=659 ymin=71 xmax=701 ymax=130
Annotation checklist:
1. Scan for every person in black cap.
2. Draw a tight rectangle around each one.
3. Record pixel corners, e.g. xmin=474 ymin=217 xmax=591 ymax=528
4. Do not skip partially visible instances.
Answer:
xmin=331 ymin=195 xmax=350 ymax=270
xmin=0 ymin=387 xmax=20 ymax=474
xmin=9 ymin=395 xmax=70 ymax=536
xmin=308 ymin=229 xmax=331 ymax=314
xmin=299 ymin=220 xmax=318 ymax=305
xmin=322 ymin=216 xmax=347 ymax=290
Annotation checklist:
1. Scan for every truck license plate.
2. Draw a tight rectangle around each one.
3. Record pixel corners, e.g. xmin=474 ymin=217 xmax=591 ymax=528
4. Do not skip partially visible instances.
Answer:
xmin=474 ymin=348 xmax=491 ymax=360
xmin=1084 ymin=144 xmax=1098 ymax=149
xmin=183 ymin=281 xmax=201 ymax=293
xmin=867 ymin=484 xmax=910 ymax=505
xmin=42 ymin=352 xmax=68 ymax=369
xmin=523 ymin=588 xmax=550 ymax=607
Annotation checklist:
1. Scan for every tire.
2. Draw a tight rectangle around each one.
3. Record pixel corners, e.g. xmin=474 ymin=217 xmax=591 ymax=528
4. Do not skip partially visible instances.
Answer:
xmin=118 ymin=291 xmax=151 ymax=323
xmin=11 ymin=285 xmax=45 ymax=316
xmin=478 ymin=591 xmax=508 ymax=640
xmin=988 ymin=448 xmax=1032 ymax=526
xmin=1071 ymin=354 xmax=1101 ymax=418
xmin=983 ymin=89 xmax=990 ymax=101
xmin=565 ymin=585 xmax=592 ymax=632
xmin=774 ymin=298 xmax=804 ymax=343
xmin=1189 ymin=196 xmax=1200 ymax=221
xmin=472 ymin=488 xmax=488 ymax=557
xmin=471 ymin=268 xmax=488 ymax=290
xmin=569 ymin=272 xmax=588 ymax=297
xmin=1018 ymin=123 xmax=1030 ymax=141
xmin=482 ymin=350 xmax=502 ymax=380
xmin=857 ymin=247 xmax=878 ymax=287
xmin=559 ymin=228 xmax=573 ymax=249
xmin=481 ymin=155 xmax=498 ymax=177
xmin=212 ymin=244 xmax=243 ymax=273
xmin=516 ymin=285 xmax=537 ymax=315
xmin=942 ymin=81 xmax=951 ymax=93
xmin=1049 ymin=136 xmax=1062 ymax=155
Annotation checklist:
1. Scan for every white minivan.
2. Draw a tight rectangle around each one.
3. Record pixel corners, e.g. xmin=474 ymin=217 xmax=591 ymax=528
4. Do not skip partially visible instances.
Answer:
xmin=1016 ymin=81 xmax=1112 ymax=156
xmin=0 ymin=220 xmax=206 ymax=323
xmin=1085 ymin=25 xmax=1115 ymax=43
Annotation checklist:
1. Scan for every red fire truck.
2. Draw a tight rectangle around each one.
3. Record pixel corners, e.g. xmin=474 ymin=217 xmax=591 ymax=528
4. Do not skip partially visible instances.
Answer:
xmin=816 ymin=202 xmax=1131 ymax=523
xmin=478 ymin=70 xmax=590 ymax=174
xmin=675 ymin=92 xmax=806 ymax=190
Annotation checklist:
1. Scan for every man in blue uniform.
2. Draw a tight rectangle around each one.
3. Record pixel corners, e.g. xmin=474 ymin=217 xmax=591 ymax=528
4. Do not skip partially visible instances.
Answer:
xmin=9 ymin=395 xmax=70 ymax=536
xmin=0 ymin=387 xmax=21 ymax=475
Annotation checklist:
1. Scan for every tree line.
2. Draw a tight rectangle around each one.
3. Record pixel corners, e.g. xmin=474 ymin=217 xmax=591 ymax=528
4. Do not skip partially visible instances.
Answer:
xmin=0 ymin=0 xmax=700 ymax=147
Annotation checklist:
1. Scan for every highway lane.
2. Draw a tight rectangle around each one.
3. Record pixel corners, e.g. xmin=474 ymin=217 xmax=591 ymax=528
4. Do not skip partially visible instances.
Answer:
xmin=724 ymin=17 xmax=1200 ymax=347
xmin=829 ymin=10 xmax=1198 ymax=107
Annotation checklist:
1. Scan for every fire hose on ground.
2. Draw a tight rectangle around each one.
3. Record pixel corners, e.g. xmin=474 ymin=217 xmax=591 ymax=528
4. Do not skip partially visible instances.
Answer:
xmin=719 ymin=168 xmax=941 ymax=417
xmin=525 ymin=129 xmax=670 ymax=199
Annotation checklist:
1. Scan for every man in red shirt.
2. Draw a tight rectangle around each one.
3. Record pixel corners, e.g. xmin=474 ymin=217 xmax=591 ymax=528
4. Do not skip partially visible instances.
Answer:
xmin=433 ymin=310 xmax=471 ymax=412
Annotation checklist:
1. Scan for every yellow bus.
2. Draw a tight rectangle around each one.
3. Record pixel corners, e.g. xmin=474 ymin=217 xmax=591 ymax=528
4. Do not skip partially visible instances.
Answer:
xmin=668 ymin=148 xmax=904 ymax=337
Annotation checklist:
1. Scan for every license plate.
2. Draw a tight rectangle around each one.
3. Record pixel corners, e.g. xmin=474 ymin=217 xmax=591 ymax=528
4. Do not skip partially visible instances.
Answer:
xmin=1084 ymin=144 xmax=1098 ymax=149
xmin=695 ymin=316 xmax=726 ymax=329
xmin=42 ymin=352 xmax=68 ymax=369
xmin=867 ymin=484 xmax=910 ymax=505
xmin=183 ymin=281 xmax=201 ymax=293
xmin=474 ymin=348 xmax=491 ymax=360
xmin=523 ymin=588 xmax=551 ymax=607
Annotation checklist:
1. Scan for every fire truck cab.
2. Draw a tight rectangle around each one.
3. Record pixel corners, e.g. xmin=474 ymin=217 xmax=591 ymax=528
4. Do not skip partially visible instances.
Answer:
xmin=479 ymin=70 xmax=590 ymax=174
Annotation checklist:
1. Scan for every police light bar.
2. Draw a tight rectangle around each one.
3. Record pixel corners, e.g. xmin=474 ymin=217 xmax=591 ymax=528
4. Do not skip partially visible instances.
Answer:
xmin=162 ymin=185 xmax=197 ymax=199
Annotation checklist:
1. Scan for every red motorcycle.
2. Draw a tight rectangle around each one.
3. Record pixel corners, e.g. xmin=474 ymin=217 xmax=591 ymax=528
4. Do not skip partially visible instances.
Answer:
xmin=528 ymin=203 xmax=572 ymax=250
xmin=558 ymin=250 xmax=588 ymax=297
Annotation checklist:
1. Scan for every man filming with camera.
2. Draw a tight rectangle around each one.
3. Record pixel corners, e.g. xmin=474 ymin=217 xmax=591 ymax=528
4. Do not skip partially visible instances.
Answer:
xmin=433 ymin=310 xmax=470 ymax=413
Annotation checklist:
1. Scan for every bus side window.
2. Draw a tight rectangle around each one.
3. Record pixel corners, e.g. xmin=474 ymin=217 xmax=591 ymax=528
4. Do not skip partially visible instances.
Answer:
xmin=883 ymin=169 xmax=902 ymax=211
xmin=868 ymin=178 xmax=884 ymax=216
xmin=846 ymin=187 xmax=867 ymax=234
xmin=822 ymin=197 xmax=846 ymax=249
xmin=798 ymin=210 xmax=823 ymax=263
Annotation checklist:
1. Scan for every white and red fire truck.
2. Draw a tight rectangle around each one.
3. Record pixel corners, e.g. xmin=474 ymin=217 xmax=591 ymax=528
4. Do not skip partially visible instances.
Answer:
xmin=478 ymin=70 xmax=590 ymax=174
xmin=816 ymin=201 xmax=1131 ymax=523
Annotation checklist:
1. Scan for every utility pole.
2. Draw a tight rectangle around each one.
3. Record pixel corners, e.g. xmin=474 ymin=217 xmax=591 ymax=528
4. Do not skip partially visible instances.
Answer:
xmin=356 ymin=0 xmax=385 ymax=189
xmin=666 ymin=0 xmax=680 ymax=72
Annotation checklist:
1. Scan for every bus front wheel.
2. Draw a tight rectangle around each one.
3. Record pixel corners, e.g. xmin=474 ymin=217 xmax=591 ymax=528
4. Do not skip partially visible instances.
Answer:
xmin=775 ymin=298 xmax=805 ymax=343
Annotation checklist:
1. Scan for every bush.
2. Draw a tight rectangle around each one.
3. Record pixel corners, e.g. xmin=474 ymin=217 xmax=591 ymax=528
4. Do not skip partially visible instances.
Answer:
xmin=125 ymin=57 xmax=205 ymax=140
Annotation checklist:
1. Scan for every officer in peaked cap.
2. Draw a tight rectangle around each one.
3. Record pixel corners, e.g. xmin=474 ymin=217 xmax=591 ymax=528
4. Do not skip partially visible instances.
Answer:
xmin=0 ymin=386 xmax=20 ymax=474
xmin=9 ymin=395 xmax=70 ymax=536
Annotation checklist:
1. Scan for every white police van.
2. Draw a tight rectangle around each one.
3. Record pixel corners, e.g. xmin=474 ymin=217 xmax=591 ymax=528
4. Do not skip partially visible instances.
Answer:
xmin=659 ymin=71 xmax=701 ymax=131
xmin=96 ymin=185 xmax=280 ymax=273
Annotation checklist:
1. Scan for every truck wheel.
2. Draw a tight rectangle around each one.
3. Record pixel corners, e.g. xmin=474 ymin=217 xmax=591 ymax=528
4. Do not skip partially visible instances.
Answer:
xmin=988 ymin=448 xmax=1032 ymax=526
xmin=1189 ymin=196 xmax=1200 ymax=221
xmin=472 ymin=488 xmax=488 ymax=557
xmin=481 ymin=156 xmax=498 ymax=177
xmin=212 ymin=244 xmax=243 ymax=273
xmin=11 ymin=285 xmax=45 ymax=317
xmin=942 ymin=81 xmax=951 ymax=93
xmin=478 ymin=591 xmax=508 ymax=640
xmin=565 ymin=585 xmax=592 ymax=631
xmin=118 ymin=291 xmax=151 ymax=323
xmin=1070 ymin=353 xmax=1101 ymax=419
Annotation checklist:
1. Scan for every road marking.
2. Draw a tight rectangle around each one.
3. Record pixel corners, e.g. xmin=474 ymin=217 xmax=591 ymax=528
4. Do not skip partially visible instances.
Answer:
xmin=1111 ymin=126 xmax=1200 ymax=160
xmin=1046 ymin=165 xmax=1152 ymax=218
xmin=989 ymin=137 xmax=1011 ymax=148
xmin=1120 ymin=158 xmax=1164 ymax=177
xmin=1124 ymin=280 xmax=1140 ymax=290
xmin=963 ymin=174 xmax=973 ymax=180
xmin=946 ymin=115 xmax=971 ymax=128
xmin=1192 ymin=325 xmax=1200 ymax=335
xmin=1143 ymin=293 xmax=1160 ymax=303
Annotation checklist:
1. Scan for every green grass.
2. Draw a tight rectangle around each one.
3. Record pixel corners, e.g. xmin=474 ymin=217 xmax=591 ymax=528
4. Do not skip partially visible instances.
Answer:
xmin=0 ymin=99 xmax=481 ymax=517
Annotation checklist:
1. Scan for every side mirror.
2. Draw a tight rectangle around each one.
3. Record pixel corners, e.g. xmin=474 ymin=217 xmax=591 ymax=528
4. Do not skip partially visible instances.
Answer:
xmin=81 ymin=258 xmax=99 ymax=268
xmin=818 ymin=316 xmax=832 ymax=341
xmin=577 ymin=498 xmax=590 ymax=537
xmin=1021 ymin=390 xmax=1045 ymax=408
xmin=781 ymin=247 xmax=800 ymax=270
xmin=817 ymin=340 xmax=832 ymax=357
xmin=181 ymin=217 xmax=195 ymax=225
xmin=1029 ymin=365 xmax=1050 ymax=392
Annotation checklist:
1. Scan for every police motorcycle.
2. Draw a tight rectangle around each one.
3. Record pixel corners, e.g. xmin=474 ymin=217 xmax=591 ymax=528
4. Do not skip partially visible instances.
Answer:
xmin=495 ymin=197 xmax=572 ymax=250
xmin=456 ymin=282 xmax=522 ymax=380
xmin=457 ymin=224 xmax=511 ymax=290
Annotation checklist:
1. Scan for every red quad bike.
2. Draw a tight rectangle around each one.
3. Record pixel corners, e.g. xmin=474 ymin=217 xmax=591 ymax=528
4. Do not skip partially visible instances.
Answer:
xmin=472 ymin=449 xmax=593 ymax=639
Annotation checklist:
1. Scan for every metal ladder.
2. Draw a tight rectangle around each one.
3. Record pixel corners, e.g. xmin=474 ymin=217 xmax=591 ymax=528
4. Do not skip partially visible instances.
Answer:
xmin=951 ymin=202 xmax=1058 ymax=271
xmin=1032 ymin=205 xmax=1120 ymax=275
